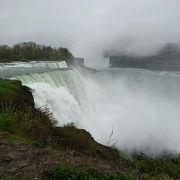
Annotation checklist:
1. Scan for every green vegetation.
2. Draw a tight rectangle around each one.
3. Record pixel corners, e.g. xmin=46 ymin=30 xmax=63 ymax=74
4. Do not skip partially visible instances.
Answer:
xmin=136 ymin=157 xmax=180 ymax=179
xmin=0 ymin=80 xmax=20 ymax=95
xmin=0 ymin=105 xmax=17 ymax=131
xmin=45 ymin=165 xmax=134 ymax=180
xmin=118 ymin=173 xmax=133 ymax=180
xmin=0 ymin=41 xmax=73 ymax=62
xmin=0 ymin=80 xmax=54 ymax=143
xmin=8 ymin=134 xmax=40 ymax=146
xmin=0 ymin=105 xmax=54 ymax=143
xmin=0 ymin=80 xmax=34 ymax=110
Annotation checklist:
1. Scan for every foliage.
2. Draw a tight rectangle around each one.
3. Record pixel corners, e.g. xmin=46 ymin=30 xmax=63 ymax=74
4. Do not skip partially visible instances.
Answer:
xmin=0 ymin=80 xmax=34 ymax=111
xmin=0 ymin=105 xmax=17 ymax=132
xmin=45 ymin=165 xmax=90 ymax=180
xmin=86 ymin=167 xmax=104 ymax=179
xmin=8 ymin=134 xmax=40 ymax=146
xmin=136 ymin=157 xmax=180 ymax=179
xmin=0 ymin=80 xmax=55 ymax=144
xmin=0 ymin=80 xmax=20 ymax=95
xmin=118 ymin=173 xmax=133 ymax=180
xmin=45 ymin=165 xmax=134 ymax=180
xmin=0 ymin=41 xmax=73 ymax=62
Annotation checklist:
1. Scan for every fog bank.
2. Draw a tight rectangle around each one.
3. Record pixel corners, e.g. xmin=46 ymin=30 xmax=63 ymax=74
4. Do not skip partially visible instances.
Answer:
xmin=1 ymin=0 xmax=180 ymax=66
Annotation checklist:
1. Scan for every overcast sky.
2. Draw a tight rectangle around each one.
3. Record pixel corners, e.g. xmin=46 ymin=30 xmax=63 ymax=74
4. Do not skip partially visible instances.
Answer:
xmin=1 ymin=0 xmax=180 ymax=66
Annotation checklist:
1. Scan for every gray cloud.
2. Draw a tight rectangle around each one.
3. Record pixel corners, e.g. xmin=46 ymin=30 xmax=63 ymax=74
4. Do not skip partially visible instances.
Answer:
xmin=1 ymin=0 xmax=180 ymax=66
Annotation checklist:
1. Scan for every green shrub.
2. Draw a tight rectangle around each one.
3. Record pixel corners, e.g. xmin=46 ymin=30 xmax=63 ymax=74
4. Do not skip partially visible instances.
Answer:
xmin=0 ymin=80 xmax=19 ymax=96
xmin=136 ymin=157 xmax=180 ymax=179
xmin=0 ymin=103 xmax=54 ymax=144
xmin=45 ymin=165 xmax=135 ymax=180
xmin=119 ymin=173 xmax=133 ymax=180
xmin=45 ymin=165 xmax=94 ymax=180
xmin=0 ymin=105 xmax=17 ymax=131
xmin=8 ymin=134 xmax=40 ymax=146
xmin=86 ymin=167 xmax=104 ymax=179
xmin=103 ymin=173 xmax=119 ymax=180
xmin=75 ymin=170 xmax=90 ymax=180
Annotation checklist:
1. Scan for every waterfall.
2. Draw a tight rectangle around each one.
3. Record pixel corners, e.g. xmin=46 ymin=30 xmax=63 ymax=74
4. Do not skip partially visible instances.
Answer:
xmin=0 ymin=60 xmax=67 ymax=69
xmin=9 ymin=63 xmax=180 ymax=155
xmin=31 ymin=61 xmax=67 ymax=68
xmin=0 ymin=61 xmax=68 ymax=79
xmin=12 ymin=69 xmax=90 ymax=127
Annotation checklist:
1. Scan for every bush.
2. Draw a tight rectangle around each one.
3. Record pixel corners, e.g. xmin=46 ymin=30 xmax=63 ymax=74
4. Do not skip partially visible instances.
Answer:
xmin=86 ymin=167 xmax=104 ymax=179
xmin=0 ymin=102 xmax=54 ymax=144
xmin=0 ymin=105 xmax=17 ymax=132
xmin=103 ymin=173 xmax=119 ymax=180
xmin=45 ymin=165 xmax=134 ymax=180
xmin=136 ymin=157 xmax=180 ymax=179
xmin=46 ymin=165 xmax=90 ymax=180
xmin=119 ymin=173 xmax=133 ymax=180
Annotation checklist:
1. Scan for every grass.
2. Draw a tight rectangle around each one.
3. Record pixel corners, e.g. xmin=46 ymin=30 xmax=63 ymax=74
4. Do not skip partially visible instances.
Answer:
xmin=45 ymin=165 xmax=134 ymax=180
xmin=8 ymin=134 xmax=41 ymax=146
xmin=0 ymin=80 xmax=20 ymax=95
xmin=135 ymin=157 xmax=180 ymax=179
xmin=0 ymin=103 xmax=54 ymax=145
xmin=0 ymin=104 xmax=17 ymax=132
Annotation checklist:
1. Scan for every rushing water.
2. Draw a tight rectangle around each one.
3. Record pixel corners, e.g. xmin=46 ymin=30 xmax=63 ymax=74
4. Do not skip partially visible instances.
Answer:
xmin=1 ymin=61 xmax=180 ymax=156
xmin=0 ymin=61 xmax=67 ymax=78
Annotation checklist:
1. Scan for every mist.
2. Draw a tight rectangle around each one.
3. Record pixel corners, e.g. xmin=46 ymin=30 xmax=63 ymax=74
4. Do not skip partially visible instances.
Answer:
xmin=13 ymin=65 xmax=180 ymax=156
xmin=10 ymin=62 xmax=180 ymax=157
xmin=1 ymin=0 xmax=180 ymax=67
xmin=84 ymin=69 xmax=180 ymax=156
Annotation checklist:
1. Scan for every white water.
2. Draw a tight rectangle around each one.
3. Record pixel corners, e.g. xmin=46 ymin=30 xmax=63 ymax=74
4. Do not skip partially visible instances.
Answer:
xmin=11 ymin=65 xmax=180 ymax=156
xmin=0 ymin=61 xmax=67 ymax=69
xmin=0 ymin=61 xmax=68 ymax=79
xmin=13 ymin=69 xmax=90 ymax=127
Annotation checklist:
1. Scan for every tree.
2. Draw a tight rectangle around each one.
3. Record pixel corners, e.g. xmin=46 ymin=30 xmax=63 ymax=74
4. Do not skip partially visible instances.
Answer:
xmin=0 ymin=42 xmax=73 ymax=62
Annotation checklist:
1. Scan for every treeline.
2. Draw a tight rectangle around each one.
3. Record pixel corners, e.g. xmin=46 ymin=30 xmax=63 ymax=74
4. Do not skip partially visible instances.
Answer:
xmin=157 ymin=43 xmax=180 ymax=57
xmin=0 ymin=41 xmax=73 ymax=62
xmin=105 ymin=43 xmax=180 ymax=58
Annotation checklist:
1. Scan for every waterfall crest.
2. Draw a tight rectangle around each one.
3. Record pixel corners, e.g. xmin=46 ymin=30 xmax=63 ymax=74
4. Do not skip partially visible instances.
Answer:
xmin=0 ymin=61 xmax=68 ymax=78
